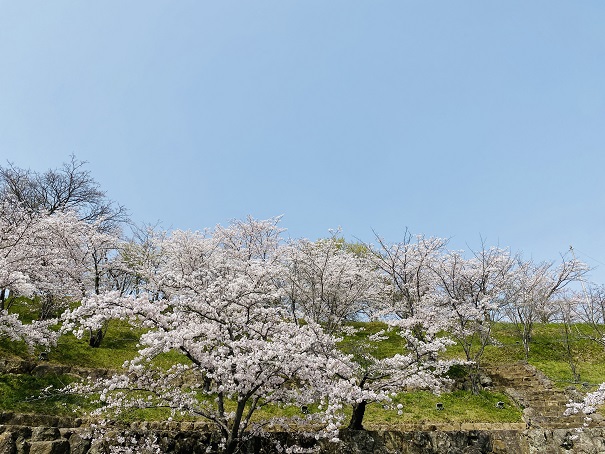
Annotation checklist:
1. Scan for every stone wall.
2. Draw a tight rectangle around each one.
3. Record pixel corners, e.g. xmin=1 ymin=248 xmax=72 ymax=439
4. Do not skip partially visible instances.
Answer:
xmin=2 ymin=424 xmax=605 ymax=453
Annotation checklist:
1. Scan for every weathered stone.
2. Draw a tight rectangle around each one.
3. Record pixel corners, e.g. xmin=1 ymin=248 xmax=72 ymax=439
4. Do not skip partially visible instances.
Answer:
xmin=193 ymin=421 xmax=211 ymax=431
xmin=68 ymin=433 xmax=91 ymax=454
xmin=0 ymin=432 xmax=16 ymax=454
xmin=58 ymin=428 xmax=75 ymax=440
xmin=31 ymin=427 xmax=60 ymax=442
xmin=0 ymin=360 xmax=35 ymax=375
xmin=178 ymin=421 xmax=194 ymax=431
xmin=0 ymin=427 xmax=29 ymax=442
xmin=0 ymin=415 xmax=14 ymax=426
xmin=9 ymin=416 xmax=605 ymax=453
xmin=338 ymin=430 xmax=378 ymax=453
xmin=6 ymin=414 xmax=59 ymax=428
xmin=492 ymin=430 xmax=526 ymax=454
xmin=479 ymin=373 xmax=493 ymax=387
xmin=14 ymin=435 xmax=28 ymax=454
xmin=87 ymin=438 xmax=106 ymax=454
xmin=28 ymin=440 xmax=69 ymax=454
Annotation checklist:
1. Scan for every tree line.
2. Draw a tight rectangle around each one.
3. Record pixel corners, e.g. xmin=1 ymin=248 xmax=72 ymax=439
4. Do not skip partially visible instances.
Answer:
xmin=1 ymin=157 xmax=602 ymax=453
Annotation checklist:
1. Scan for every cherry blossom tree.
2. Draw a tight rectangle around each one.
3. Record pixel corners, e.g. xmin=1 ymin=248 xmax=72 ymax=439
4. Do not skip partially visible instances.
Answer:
xmin=556 ymin=295 xmax=583 ymax=383
xmin=63 ymin=218 xmax=355 ymax=453
xmin=367 ymin=230 xmax=447 ymax=320
xmin=29 ymin=212 xmax=93 ymax=319
xmin=569 ymin=284 xmax=605 ymax=348
xmin=565 ymin=284 xmax=605 ymax=421
xmin=0 ymin=200 xmax=58 ymax=349
xmin=339 ymin=316 xmax=458 ymax=430
xmin=501 ymin=255 xmax=588 ymax=359
xmin=112 ymin=224 xmax=166 ymax=297
xmin=284 ymin=234 xmax=384 ymax=332
xmin=0 ymin=157 xmax=127 ymax=345
xmin=61 ymin=224 xmax=173 ymax=347
xmin=0 ymin=200 xmax=38 ymax=308
xmin=0 ymin=193 xmax=124 ymax=348
xmin=284 ymin=230 xmax=456 ymax=430
xmin=432 ymin=244 xmax=515 ymax=392
xmin=77 ymin=222 xmax=125 ymax=346
xmin=214 ymin=215 xmax=285 ymax=262
xmin=0 ymin=155 xmax=127 ymax=230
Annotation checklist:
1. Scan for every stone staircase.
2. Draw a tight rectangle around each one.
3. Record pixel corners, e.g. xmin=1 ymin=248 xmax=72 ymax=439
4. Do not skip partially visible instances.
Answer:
xmin=484 ymin=361 xmax=596 ymax=429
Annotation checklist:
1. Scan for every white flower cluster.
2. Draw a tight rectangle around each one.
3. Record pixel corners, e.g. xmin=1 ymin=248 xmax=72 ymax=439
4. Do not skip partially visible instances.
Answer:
xmin=61 ymin=218 xmax=463 ymax=452
xmin=54 ymin=217 xmax=591 ymax=452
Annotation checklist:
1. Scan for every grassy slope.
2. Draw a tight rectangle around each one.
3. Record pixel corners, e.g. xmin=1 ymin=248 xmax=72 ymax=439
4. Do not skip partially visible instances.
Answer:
xmin=479 ymin=322 xmax=605 ymax=390
xmin=2 ymin=314 xmax=604 ymax=426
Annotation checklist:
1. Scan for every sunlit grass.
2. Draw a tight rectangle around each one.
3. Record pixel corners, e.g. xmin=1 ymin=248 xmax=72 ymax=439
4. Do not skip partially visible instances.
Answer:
xmin=0 ymin=373 xmax=94 ymax=416
xmin=51 ymin=323 xmax=142 ymax=370
xmin=1 ymin=308 xmax=604 ymax=424
xmin=363 ymin=390 xmax=521 ymax=426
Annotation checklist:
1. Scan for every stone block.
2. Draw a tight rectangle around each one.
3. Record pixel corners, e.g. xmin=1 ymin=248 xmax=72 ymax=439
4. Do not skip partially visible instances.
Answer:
xmin=0 ymin=432 xmax=16 ymax=454
xmin=69 ymin=433 xmax=91 ymax=454
xmin=28 ymin=440 xmax=70 ymax=454
xmin=178 ymin=421 xmax=189 ymax=431
xmin=31 ymin=427 xmax=60 ymax=442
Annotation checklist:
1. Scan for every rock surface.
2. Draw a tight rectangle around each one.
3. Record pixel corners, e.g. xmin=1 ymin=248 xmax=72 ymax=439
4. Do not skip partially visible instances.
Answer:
xmin=2 ymin=423 xmax=605 ymax=453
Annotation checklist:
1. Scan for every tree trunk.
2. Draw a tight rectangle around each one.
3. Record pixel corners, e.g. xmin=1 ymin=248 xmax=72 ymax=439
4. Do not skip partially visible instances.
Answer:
xmin=562 ymin=320 xmax=581 ymax=383
xmin=348 ymin=400 xmax=367 ymax=430
xmin=39 ymin=294 xmax=55 ymax=320
xmin=203 ymin=376 xmax=212 ymax=392
xmin=89 ymin=327 xmax=105 ymax=348
xmin=467 ymin=362 xmax=482 ymax=394
xmin=223 ymin=399 xmax=247 ymax=454
xmin=291 ymin=300 xmax=299 ymax=326
xmin=522 ymin=323 xmax=532 ymax=359
xmin=224 ymin=438 xmax=239 ymax=454
xmin=523 ymin=338 xmax=530 ymax=360
xmin=0 ymin=289 xmax=5 ymax=310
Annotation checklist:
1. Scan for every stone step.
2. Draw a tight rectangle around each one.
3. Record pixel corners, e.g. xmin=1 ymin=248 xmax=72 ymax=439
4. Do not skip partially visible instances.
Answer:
xmin=532 ymin=414 xmax=585 ymax=421
xmin=525 ymin=394 xmax=568 ymax=399
xmin=532 ymin=420 xmax=587 ymax=429
xmin=484 ymin=362 xmax=590 ymax=429
xmin=0 ymin=412 xmax=86 ymax=428
xmin=491 ymin=372 xmax=537 ymax=378
xmin=491 ymin=376 xmax=541 ymax=383
xmin=527 ymin=401 xmax=568 ymax=407
xmin=528 ymin=401 xmax=568 ymax=408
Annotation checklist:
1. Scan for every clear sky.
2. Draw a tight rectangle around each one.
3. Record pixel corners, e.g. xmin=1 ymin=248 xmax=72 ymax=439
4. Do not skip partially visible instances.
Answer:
xmin=1 ymin=2 xmax=604 ymax=282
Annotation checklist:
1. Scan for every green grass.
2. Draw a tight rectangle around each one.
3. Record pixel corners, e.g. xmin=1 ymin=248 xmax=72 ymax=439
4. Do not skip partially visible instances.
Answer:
xmin=248 ymin=389 xmax=522 ymax=430
xmin=0 ymin=320 xmax=142 ymax=369
xmin=2 ymin=308 xmax=605 ymax=425
xmin=487 ymin=323 xmax=605 ymax=389
xmin=364 ymin=390 xmax=521 ymax=426
xmin=0 ymin=373 xmax=94 ymax=416
xmin=52 ymin=323 xmax=142 ymax=369
xmin=339 ymin=321 xmax=408 ymax=359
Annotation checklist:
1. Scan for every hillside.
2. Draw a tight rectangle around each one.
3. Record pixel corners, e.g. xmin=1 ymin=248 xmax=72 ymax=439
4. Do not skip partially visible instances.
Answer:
xmin=2 ymin=319 xmax=603 ymax=429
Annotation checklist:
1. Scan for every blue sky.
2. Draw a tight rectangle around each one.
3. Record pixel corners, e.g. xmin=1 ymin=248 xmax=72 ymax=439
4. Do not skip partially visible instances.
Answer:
xmin=1 ymin=2 xmax=604 ymax=281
